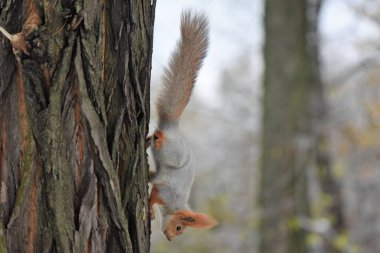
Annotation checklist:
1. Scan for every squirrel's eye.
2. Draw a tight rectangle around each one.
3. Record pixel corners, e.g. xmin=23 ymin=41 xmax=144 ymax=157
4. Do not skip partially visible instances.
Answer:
xmin=176 ymin=225 xmax=182 ymax=231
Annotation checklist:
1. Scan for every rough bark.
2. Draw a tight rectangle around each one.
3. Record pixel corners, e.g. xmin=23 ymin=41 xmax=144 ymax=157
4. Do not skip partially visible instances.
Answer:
xmin=260 ymin=0 xmax=345 ymax=253
xmin=0 ymin=0 xmax=156 ymax=252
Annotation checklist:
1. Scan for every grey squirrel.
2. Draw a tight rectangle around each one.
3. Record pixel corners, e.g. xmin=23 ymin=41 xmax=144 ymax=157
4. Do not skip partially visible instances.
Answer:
xmin=147 ymin=10 xmax=217 ymax=241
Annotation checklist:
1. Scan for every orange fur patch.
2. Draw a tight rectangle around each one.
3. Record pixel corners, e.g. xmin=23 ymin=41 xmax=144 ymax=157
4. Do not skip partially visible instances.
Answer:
xmin=154 ymin=131 xmax=165 ymax=150
xmin=173 ymin=209 xmax=218 ymax=229
xmin=163 ymin=210 xmax=217 ymax=240
xmin=149 ymin=185 xmax=165 ymax=219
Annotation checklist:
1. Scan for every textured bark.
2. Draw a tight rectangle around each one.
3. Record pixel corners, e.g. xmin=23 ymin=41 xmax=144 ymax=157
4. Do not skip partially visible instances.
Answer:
xmin=0 ymin=0 xmax=156 ymax=252
xmin=260 ymin=0 xmax=345 ymax=253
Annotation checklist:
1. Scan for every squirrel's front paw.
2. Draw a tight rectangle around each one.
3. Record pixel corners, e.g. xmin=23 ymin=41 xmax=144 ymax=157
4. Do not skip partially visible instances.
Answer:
xmin=150 ymin=207 xmax=156 ymax=220
xmin=154 ymin=131 xmax=165 ymax=150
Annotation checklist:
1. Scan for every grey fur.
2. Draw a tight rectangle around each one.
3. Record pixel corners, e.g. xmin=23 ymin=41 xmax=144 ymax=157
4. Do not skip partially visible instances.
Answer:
xmin=151 ymin=126 xmax=194 ymax=215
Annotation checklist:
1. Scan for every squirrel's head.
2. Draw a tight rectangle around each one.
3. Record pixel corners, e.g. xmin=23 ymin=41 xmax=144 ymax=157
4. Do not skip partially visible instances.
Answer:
xmin=162 ymin=209 xmax=217 ymax=241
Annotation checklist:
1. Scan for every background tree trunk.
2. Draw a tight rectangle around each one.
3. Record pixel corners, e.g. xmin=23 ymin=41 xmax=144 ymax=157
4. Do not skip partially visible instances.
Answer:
xmin=0 ymin=0 xmax=156 ymax=252
xmin=260 ymin=0 xmax=345 ymax=253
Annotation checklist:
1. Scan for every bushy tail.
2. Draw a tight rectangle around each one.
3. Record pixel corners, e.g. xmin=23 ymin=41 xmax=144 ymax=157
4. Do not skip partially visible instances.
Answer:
xmin=156 ymin=10 xmax=209 ymax=126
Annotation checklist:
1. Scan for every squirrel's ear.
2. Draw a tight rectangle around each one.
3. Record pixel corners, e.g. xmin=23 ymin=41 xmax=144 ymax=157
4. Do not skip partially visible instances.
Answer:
xmin=181 ymin=212 xmax=217 ymax=229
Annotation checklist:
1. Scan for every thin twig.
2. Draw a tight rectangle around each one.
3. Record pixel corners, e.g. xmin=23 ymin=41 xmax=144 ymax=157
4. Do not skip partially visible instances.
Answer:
xmin=0 ymin=26 xmax=13 ymax=41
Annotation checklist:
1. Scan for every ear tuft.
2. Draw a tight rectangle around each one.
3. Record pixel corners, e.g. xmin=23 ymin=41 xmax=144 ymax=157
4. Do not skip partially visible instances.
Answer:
xmin=180 ymin=216 xmax=196 ymax=223
xmin=184 ymin=212 xmax=218 ymax=229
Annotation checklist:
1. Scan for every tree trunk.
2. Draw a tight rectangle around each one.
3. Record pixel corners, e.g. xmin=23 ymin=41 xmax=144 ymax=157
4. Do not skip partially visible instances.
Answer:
xmin=307 ymin=1 xmax=346 ymax=252
xmin=0 ymin=0 xmax=156 ymax=252
xmin=260 ymin=0 xmax=345 ymax=253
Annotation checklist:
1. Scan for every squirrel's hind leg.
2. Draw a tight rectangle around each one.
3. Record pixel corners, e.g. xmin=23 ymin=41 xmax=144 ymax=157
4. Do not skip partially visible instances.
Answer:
xmin=146 ymin=130 xmax=165 ymax=150
xmin=149 ymin=185 xmax=165 ymax=220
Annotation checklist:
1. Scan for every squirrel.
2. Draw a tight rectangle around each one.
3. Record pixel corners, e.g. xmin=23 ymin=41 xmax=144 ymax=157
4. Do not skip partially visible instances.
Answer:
xmin=147 ymin=10 xmax=217 ymax=241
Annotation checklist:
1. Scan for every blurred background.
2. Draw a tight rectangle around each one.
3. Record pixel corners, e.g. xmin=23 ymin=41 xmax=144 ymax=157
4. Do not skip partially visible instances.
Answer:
xmin=149 ymin=0 xmax=380 ymax=252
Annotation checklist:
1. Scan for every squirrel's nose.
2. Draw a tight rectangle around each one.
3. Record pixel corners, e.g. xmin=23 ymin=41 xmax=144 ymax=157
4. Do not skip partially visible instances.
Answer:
xmin=163 ymin=230 xmax=172 ymax=241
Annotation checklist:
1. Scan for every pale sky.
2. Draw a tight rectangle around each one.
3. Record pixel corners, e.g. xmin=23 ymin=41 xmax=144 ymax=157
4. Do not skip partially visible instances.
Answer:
xmin=152 ymin=0 xmax=378 ymax=105
xmin=320 ymin=0 xmax=380 ymax=77
xmin=151 ymin=0 xmax=259 ymax=104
